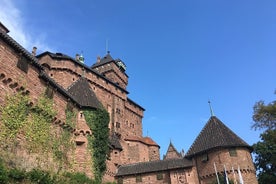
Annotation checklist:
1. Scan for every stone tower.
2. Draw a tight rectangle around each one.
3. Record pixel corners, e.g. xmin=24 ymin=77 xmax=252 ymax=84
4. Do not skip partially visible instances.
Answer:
xmin=186 ymin=116 xmax=258 ymax=184
xmin=91 ymin=52 xmax=128 ymax=90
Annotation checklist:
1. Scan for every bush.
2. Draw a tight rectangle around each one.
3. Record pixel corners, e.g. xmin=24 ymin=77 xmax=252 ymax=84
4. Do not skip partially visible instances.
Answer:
xmin=0 ymin=160 xmax=8 ymax=184
xmin=57 ymin=172 xmax=94 ymax=184
xmin=8 ymin=168 xmax=25 ymax=182
xmin=28 ymin=169 xmax=54 ymax=184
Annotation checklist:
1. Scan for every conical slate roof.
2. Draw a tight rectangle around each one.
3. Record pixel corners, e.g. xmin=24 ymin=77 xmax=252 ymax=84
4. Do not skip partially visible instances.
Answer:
xmin=67 ymin=77 xmax=101 ymax=109
xmin=164 ymin=141 xmax=182 ymax=160
xmin=186 ymin=116 xmax=251 ymax=157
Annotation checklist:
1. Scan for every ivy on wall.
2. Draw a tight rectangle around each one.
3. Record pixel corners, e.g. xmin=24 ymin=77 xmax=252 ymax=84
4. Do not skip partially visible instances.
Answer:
xmin=25 ymin=95 xmax=56 ymax=153
xmin=0 ymin=92 xmax=29 ymax=140
xmin=84 ymin=108 xmax=110 ymax=183
xmin=0 ymin=90 xmax=110 ymax=182
xmin=0 ymin=91 xmax=75 ymax=172
xmin=53 ymin=106 xmax=77 ymax=170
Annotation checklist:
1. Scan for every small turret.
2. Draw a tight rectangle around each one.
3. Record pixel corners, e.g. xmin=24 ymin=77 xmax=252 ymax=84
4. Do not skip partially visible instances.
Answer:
xmin=79 ymin=54 xmax=84 ymax=63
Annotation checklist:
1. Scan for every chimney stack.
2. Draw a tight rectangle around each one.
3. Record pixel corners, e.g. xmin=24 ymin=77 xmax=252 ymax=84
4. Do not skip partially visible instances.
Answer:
xmin=32 ymin=47 xmax=37 ymax=56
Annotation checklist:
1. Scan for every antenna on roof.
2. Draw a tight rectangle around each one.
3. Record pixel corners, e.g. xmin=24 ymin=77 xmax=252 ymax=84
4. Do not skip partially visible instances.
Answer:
xmin=208 ymin=100 xmax=215 ymax=116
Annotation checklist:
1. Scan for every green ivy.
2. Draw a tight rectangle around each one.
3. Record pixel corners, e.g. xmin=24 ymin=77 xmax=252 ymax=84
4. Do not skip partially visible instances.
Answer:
xmin=53 ymin=108 xmax=77 ymax=170
xmin=0 ymin=93 xmax=29 ymax=139
xmin=83 ymin=108 xmax=109 ymax=183
xmin=25 ymin=95 xmax=56 ymax=153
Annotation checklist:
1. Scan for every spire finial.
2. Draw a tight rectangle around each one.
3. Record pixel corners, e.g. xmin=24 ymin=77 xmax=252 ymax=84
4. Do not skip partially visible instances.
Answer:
xmin=208 ymin=100 xmax=215 ymax=116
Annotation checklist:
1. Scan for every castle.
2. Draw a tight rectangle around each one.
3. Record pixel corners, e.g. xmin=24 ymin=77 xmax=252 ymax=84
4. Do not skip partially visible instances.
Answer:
xmin=0 ymin=22 xmax=258 ymax=183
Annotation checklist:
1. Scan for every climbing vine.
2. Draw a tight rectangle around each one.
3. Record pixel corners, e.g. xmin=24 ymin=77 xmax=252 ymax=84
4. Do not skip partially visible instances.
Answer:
xmin=53 ymin=106 xmax=77 ymax=170
xmin=84 ymin=108 xmax=110 ymax=183
xmin=25 ymin=95 xmax=56 ymax=153
xmin=0 ymin=92 xmax=29 ymax=140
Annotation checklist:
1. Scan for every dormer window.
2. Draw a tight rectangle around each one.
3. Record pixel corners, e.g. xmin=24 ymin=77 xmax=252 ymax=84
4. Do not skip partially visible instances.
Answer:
xmin=229 ymin=148 xmax=237 ymax=157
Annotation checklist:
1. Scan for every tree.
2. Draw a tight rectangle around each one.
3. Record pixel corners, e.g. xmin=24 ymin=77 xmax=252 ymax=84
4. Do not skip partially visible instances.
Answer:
xmin=252 ymin=97 xmax=276 ymax=184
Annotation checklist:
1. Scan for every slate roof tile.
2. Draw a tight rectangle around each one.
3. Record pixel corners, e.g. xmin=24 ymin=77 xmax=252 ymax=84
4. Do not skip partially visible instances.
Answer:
xmin=186 ymin=116 xmax=252 ymax=157
xmin=67 ymin=77 xmax=101 ymax=109
xmin=109 ymin=133 xmax=123 ymax=150
xmin=116 ymin=158 xmax=193 ymax=176
xmin=91 ymin=52 xmax=114 ymax=68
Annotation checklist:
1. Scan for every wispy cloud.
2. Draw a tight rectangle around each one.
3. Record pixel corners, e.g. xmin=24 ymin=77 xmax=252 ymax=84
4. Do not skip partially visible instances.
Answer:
xmin=0 ymin=0 xmax=54 ymax=53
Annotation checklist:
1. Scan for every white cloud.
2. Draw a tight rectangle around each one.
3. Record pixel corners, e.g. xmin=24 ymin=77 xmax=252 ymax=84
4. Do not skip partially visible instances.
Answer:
xmin=0 ymin=0 xmax=54 ymax=53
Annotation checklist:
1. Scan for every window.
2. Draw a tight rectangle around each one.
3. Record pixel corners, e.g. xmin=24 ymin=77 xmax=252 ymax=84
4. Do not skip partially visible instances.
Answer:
xmin=201 ymin=153 xmax=208 ymax=162
xmin=17 ymin=56 xmax=29 ymax=73
xmin=156 ymin=173 xmax=163 ymax=180
xmin=116 ymin=122 xmax=120 ymax=128
xmin=45 ymin=86 xmax=53 ymax=99
xmin=229 ymin=148 xmax=237 ymax=157
xmin=136 ymin=175 xmax=142 ymax=183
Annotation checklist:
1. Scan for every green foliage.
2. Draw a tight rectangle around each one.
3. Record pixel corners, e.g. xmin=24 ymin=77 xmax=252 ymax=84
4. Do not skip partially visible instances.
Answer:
xmin=0 ymin=161 xmax=96 ymax=184
xmin=52 ymin=108 xmax=76 ymax=170
xmin=252 ymin=93 xmax=276 ymax=184
xmin=253 ymin=130 xmax=276 ymax=184
xmin=8 ymin=168 xmax=26 ymax=183
xmin=0 ymin=159 xmax=8 ymax=184
xmin=65 ymin=106 xmax=77 ymax=128
xmin=28 ymin=169 xmax=54 ymax=184
xmin=84 ymin=108 xmax=110 ymax=183
xmin=25 ymin=96 xmax=56 ymax=153
xmin=0 ymin=91 xmax=76 ymax=173
xmin=252 ymin=100 xmax=276 ymax=131
xmin=0 ymin=93 xmax=29 ymax=139
xmin=57 ymin=172 xmax=95 ymax=184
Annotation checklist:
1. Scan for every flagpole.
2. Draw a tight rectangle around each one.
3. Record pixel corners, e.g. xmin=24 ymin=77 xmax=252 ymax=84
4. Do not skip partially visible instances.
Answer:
xmin=214 ymin=162 xmax=220 ymax=184
xmin=238 ymin=166 xmax=244 ymax=184
xmin=224 ymin=165 xmax=229 ymax=184
xmin=232 ymin=166 xmax=237 ymax=184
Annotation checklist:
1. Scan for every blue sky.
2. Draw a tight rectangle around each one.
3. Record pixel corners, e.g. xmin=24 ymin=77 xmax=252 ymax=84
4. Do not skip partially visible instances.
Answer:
xmin=1 ymin=0 xmax=276 ymax=157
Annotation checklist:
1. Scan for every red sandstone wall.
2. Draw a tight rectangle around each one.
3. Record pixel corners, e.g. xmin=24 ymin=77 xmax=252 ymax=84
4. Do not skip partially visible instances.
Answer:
xmin=38 ymin=55 xmax=144 ymax=140
xmin=0 ymin=38 xmax=94 ymax=177
xmin=194 ymin=147 xmax=258 ymax=184
xmin=93 ymin=62 xmax=128 ymax=89
xmin=170 ymin=168 xmax=199 ymax=184
xmin=118 ymin=167 xmax=199 ymax=184
xmin=149 ymin=145 xmax=160 ymax=161
xmin=38 ymin=53 xmax=153 ymax=181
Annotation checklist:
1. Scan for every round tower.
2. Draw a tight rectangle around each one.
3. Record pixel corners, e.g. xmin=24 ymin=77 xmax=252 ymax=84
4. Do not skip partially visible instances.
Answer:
xmin=186 ymin=116 xmax=258 ymax=184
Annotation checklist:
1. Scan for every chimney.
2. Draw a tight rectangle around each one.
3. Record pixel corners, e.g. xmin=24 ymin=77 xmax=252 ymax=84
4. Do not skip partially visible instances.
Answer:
xmin=31 ymin=47 xmax=37 ymax=56
xmin=97 ymin=56 xmax=101 ymax=63
xmin=75 ymin=54 xmax=80 ymax=61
